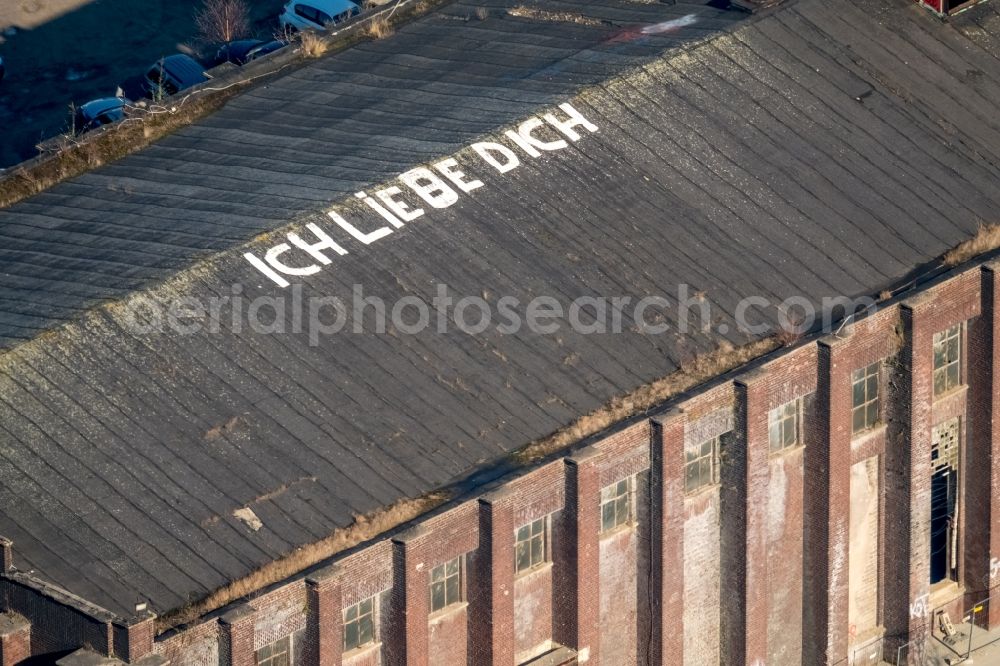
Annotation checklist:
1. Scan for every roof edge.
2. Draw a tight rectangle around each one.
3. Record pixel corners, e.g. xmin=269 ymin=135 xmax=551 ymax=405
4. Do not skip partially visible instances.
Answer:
xmin=2 ymin=570 xmax=124 ymax=625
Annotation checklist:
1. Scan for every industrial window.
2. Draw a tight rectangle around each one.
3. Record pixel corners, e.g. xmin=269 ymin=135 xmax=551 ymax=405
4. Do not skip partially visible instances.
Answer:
xmin=930 ymin=419 xmax=961 ymax=584
xmin=851 ymin=362 xmax=880 ymax=434
xmin=768 ymin=399 xmax=801 ymax=453
xmin=343 ymin=597 xmax=376 ymax=653
xmin=514 ymin=517 xmax=548 ymax=574
xmin=429 ymin=556 xmax=462 ymax=613
xmin=933 ymin=324 xmax=961 ymax=397
xmin=600 ymin=477 xmax=632 ymax=533
xmin=685 ymin=436 xmax=719 ymax=493
xmin=255 ymin=636 xmax=291 ymax=666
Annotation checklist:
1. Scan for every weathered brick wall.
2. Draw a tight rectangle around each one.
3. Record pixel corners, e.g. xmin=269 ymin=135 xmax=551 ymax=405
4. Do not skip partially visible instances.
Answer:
xmin=250 ymin=581 xmax=307 ymax=653
xmin=847 ymin=456 xmax=880 ymax=646
xmin=0 ymin=613 xmax=30 ymax=666
xmin=682 ymin=490 xmax=720 ymax=666
xmin=155 ymin=618 xmax=220 ymax=666
xmin=598 ymin=527 xmax=637 ymax=666
xmin=968 ymin=263 xmax=1000 ymax=626
xmin=766 ymin=447 xmax=804 ymax=664
xmin=513 ymin=565 xmax=553 ymax=662
xmin=427 ymin=604 xmax=467 ymax=665
xmin=0 ymin=578 xmax=110 ymax=658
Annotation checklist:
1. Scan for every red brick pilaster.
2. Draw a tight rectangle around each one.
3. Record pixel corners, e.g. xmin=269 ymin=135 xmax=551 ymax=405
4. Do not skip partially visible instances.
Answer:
xmin=220 ymin=605 xmax=255 ymax=666
xmin=0 ymin=538 xmax=11 ymax=573
xmin=889 ymin=297 xmax=934 ymax=653
xmin=804 ymin=336 xmax=853 ymax=664
xmin=113 ymin=616 xmax=154 ymax=663
xmin=731 ymin=372 xmax=770 ymax=665
xmin=650 ymin=411 xmax=685 ymax=665
xmin=970 ymin=264 xmax=1000 ymax=627
xmin=304 ymin=565 xmax=342 ymax=666
xmin=987 ymin=265 xmax=1000 ymax=628
xmin=560 ymin=451 xmax=601 ymax=663
xmin=0 ymin=613 xmax=30 ymax=666
xmin=471 ymin=493 xmax=515 ymax=665
xmin=392 ymin=528 xmax=429 ymax=666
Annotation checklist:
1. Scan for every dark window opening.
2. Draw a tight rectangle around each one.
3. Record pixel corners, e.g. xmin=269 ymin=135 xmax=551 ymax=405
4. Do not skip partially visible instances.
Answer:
xmin=930 ymin=419 xmax=960 ymax=585
xmin=943 ymin=0 xmax=978 ymax=14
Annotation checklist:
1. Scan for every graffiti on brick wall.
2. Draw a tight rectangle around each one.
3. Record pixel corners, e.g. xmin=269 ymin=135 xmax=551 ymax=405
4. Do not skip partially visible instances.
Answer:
xmin=909 ymin=593 xmax=930 ymax=620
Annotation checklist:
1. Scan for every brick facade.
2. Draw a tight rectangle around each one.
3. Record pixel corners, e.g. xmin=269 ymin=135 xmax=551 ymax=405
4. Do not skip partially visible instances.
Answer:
xmin=4 ymin=262 xmax=1000 ymax=665
xmin=0 ymin=613 xmax=30 ymax=666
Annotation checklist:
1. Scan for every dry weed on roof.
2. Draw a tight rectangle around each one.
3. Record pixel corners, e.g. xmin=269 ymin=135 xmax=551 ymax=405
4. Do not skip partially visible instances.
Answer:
xmin=507 ymin=5 xmax=604 ymax=26
xmin=299 ymin=30 xmax=328 ymax=57
xmin=157 ymin=491 xmax=449 ymax=632
xmin=513 ymin=337 xmax=779 ymax=463
xmin=943 ymin=223 xmax=1000 ymax=266
xmin=366 ymin=15 xmax=395 ymax=39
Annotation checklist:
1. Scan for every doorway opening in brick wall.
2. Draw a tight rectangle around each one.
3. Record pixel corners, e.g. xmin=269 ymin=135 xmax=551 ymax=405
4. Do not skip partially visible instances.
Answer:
xmin=930 ymin=418 xmax=961 ymax=585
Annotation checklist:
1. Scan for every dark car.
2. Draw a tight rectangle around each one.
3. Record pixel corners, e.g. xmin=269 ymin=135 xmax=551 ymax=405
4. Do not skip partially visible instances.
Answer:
xmin=143 ymin=53 xmax=208 ymax=99
xmin=214 ymin=39 xmax=265 ymax=66
xmin=215 ymin=39 xmax=289 ymax=66
xmin=245 ymin=40 xmax=289 ymax=63
xmin=74 ymin=97 xmax=127 ymax=134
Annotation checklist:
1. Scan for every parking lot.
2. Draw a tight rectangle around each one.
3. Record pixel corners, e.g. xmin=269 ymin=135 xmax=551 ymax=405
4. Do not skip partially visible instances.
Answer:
xmin=0 ymin=0 xmax=284 ymax=168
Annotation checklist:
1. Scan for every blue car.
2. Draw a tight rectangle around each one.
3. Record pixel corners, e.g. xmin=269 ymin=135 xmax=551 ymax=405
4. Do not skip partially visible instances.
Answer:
xmin=74 ymin=97 xmax=127 ymax=134
xmin=279 ymin=0 xmax=361 ymax=32
xmin=216 ymin=39 xmax=290 ymax=66
xmin=142 ymin=54 xmax=208 ymax=98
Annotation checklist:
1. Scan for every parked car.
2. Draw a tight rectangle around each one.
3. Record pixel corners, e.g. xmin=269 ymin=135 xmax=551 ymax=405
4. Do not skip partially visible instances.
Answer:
xmin=140 ymin=54 xmax=208 ymax=99
xmin=216 ymin=39 xmax=290 ymax=66
xmin=279 ymin=0 xmax=360 ymax=32
xmin=215 ymin=39 xmax=265 ymax=66
xmin=0 ymin=56 xmax=5 ymax=84
xmin=245 ymin=40 xmax=290 ymax=63
xmin=74 ymin=97 xmax=127 ymax=134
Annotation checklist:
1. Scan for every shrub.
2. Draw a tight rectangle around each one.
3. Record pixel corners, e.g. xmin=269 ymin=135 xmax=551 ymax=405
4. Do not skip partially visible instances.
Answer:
xmin=195 ymin=0 xmax=251 ymax=43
